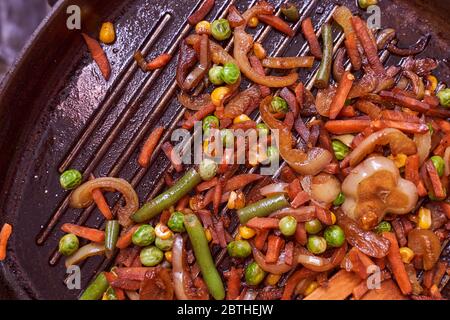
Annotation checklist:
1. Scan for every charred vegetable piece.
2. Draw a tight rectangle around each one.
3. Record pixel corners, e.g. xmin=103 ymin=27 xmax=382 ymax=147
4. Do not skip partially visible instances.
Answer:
xmin=60 ymin=169 xmax=82 ymax=190
xmin=211 ymin=19 xmax=231 ymax=41
xmin=437 ymin=88 xmax=450 ymax=107
xmin=184 ymin=213 xmax=225 ymax=300
xmin=314 ymin=24 xmax=333 ymax=88
xmin=280 ymin=3 xmax=300 ymax=22
xmin=140 ymin=246 xmax=164 ymax=266
xmin=132 ymin=169 xmax=202 ymax=222
xmin=132 ymin=225 xmax=156 ymax=246
xmin=227 ymin=240 xmax=252 ymax=258
xmin=105 ymin=220 xmax=120 ymax=257
xmin=168 ymin=211 xmax=185 ymax=233
xmin=324 ymin=225 xmax=345 ymax=247
xmin=58 ymin=234 xmax=79 ymax=256
xmin=237 ymin=194 xmax=290 ymax=224
xmin=245 ymin=262 xmax=266 ymax=286
xmin=79 ymin=272 xmax=109 ymax=300
xmin=208 ymin=65 xmax=224 ymax=85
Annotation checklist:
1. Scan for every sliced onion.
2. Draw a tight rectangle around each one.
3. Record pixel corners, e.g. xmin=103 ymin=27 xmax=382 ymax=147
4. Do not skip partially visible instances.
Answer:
xmin=297 ymin=254 xmax=324 ymax=267
xmin=311 ymin=173 xmax=341 ymax=204
xmin=251 ymin=245 xmax=296 ymax=275
xmin=414 ymin=131 xmax=431 ymax=166
xmin=260 ymin=183 xmax=289 ymax=197
xmin=65 ymin=242 xmax=105 ymax=268
xmin=296 ymin=244 xmax=347 ymax=272
xmin=444 ymin=146 xmax=450 ymax=177
xmin=70 ymin=177 xmax=139 ymax=227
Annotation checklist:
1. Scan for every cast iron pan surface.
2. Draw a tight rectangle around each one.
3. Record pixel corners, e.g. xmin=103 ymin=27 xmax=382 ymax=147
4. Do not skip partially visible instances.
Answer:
xmin=0 ymin=0 xmax=449 ymax=299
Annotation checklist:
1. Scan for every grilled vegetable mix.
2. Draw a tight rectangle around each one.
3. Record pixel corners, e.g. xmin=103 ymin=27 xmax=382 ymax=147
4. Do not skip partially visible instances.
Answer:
xmin=56 ymin=1 xmax=450 ymax=301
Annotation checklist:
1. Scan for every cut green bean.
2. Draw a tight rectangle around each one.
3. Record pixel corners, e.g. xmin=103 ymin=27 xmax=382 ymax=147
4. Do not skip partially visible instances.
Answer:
xmin=184 ymin=213 xmax=225 ymax=300
xmin=79 ymin=272 xmax=109 ymax=300
xmin=132 ymin=168 xmax=202 ymax=223
xmin=105 ymin=220 xmax=120 ymax=258
xmin=314 ymin=23 xmax=333 ymax=89
xmin=237 ymin=194 xmax=289 ymax=224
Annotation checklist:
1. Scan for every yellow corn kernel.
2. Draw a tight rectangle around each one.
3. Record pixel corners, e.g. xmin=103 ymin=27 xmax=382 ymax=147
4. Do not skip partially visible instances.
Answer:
xmin=195 ymin=20 xmax=211 ymax=35
xmin=253 ymin=42 xmax=267 ymax=60
xmin=227 ymin=191 xmax=246 ymax=210
xmin=427 ymin=75 xmax=438 ymax=92
xmin=399 ymin=247 xmax=415 ymax=264
xmin=330 ymin=212 xmax=337 ymax=225
xmin=239 ymin=225 xmax=256 ymax=239
xmin=388 ymin=153 xmax=408 ymax=168
xmin=233 ymin=114 xmax=252 ymax=124
xmin=155 ymin=223 xmax=173 ymax=240
xmin=102 ymin=292 xmax=108 ymax=300
xmin=304 ymin=281 xmax=319 ymax=296
xmin=248 ymin=16 xmax=259 ymax=28
xmin=165 ymin=251 xmax=173 ymax=263
xmin=265 ymin=273 xmax=281 ymax=286
xmin=99 ymin=22 xmax=116 ymax=44
xmin=205 ymin=228 xmax=212 ymax=242
xmin=211 ymin=87 xmax=231 ymax=107
xmin=418 ymin=207 xmax=432 ymax=229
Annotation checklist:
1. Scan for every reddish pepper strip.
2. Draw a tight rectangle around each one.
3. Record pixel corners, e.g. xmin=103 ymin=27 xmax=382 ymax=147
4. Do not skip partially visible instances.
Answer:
xmin=224 ymin=174 xmax=263 ymax=192
xmin=329 ymin=71 xmax=355 ymax=119
xmin=295 ymin=222 xmax=307 ymax=246
xmin=196 ymin=177 xmax=219 ymax=193
xmin=265 ymin=235 xmax=285 ymax=263
xmin=182 ymin=103 xmax=216 ymax=129
xmin=371 ymin=120 xmax=429 ymax=134
xmin=291 ymin=191 xmax=310 ymax=209
xmin=315 ymin=206 xmax=333 ymax=225
xmin=246 ymin=217 xmax=280 ymax=229
xmin=213 ymin=177 xmax=225 ymax=215
xmin=425 ymin=160 xmax=446 ymax=198
xmin=379 ymin=90 xmax=430 ymax=113
xmin=258 ymin=14 xmax=295 ymax=37
xmin=301 ymin=18 xmax=322 ymax=59
xmin=147 ymin=53 xmax=172 ymax=70
xmin=324 ymin=119 xmax=370 ymax=134
xmin=254 ymin=229 xmax=270 ymax=250
xmin=187 ymin=0 xmax=215 ymax=25
xmin=138 ymin=126 xmax=164 ymax=168
xmin=249 ymin=56 xmax=271 ymax=98
xmin=339 ymin=105 xmax=356 ymax=118
xmin=161 ymin=142 xmax=183 ymax=173
xmin=287 ymin=179 xmax=302 ymax=201
xmin=81 ymin=33 xmax=111 ymax=80
xmin=380 ymin=110 xmax=420 ymax=123
xmin=224 ymin=267 xmax=243 ymax=300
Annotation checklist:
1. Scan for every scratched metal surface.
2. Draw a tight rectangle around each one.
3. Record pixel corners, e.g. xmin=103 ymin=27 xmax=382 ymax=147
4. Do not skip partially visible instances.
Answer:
xmin=0 ymin=0 xmax=449 ymax=299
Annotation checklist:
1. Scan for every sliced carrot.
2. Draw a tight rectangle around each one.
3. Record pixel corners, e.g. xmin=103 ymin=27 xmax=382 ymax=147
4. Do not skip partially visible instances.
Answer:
xmin=348 ymin=248 xmax=368 ymax=279
xmin=81 ymin=33 xmax=111 ymax=80
xmin=301 ymin=17 xmax=322 ymax=59
xmin=254 ymin=229 xmax=270 ymax=251
xmin=382 ymin=232 xmax=412 ymax=295
xmin=0 ymin=223 xmax=12 ymax=261
xmin=258 ymin=14 xmax=294 ymax=37
xmin=159 ymin=210 xmax=171 ymax=225
xmin=329 ymin=71 xmax=355 ymax=119
xmin=324 ymin=119 xmax=370 ymax=134
xmin=246 ymin=217 xmax=280 ymax=229
xmin=89 ymin=174 xmax=113 ymax=220
xmin=355 ymin=100 xmax=381 ymax=120
xmin=213 ymin=177 xmax=224 ymax=215
xmin=405 ymin=154 xmax=427 ymax=197
xmin=175 ymin=195 xmax=190 ymax=211
xmin=138 ymin=126 xmax=164 ymax=168
xmin=116 ymin=224 xmax=142 ymax=249
xmin=344 ymin=33 xmax=361 ymax=71
xmin=281 ymin=268 xmax=316 ymax=300
xmin=291 ymin=191 xmax=310 ymax=209
xmin=161 ymin=142 xmax=183 ymax=173
xmin=147 ymin=53 xmax=172 ymax=70
xmin=224 ymin=174 xmax=263 ymax=193
xmin=371 ymin=119 xmax=428 ymax=134
xmin=436 ymin=119 xmax=450 ymax=133
xmin=182 ymin=103 xmax=216 ymax=130
xmin=287 ymin=179 xmax=302 ymax=201
xmin=249 ymin=55 xmax=271 ymax=98
xmin=380 ymin=90 xmax=430 ymax=113
xmin=265 ymin=235 xmax=285 ymax=263
xmin=381 ymin=110 xmax=420 ymax=123
xmin=339 ymin=105 xmax=356 ymax=118
xmin=61 ymin=223 xmax=105 ymax=243
xmin=425 ymin=160 xmax=446 ymax=198
xmin=224 ymin=267 xmax=243 ymax=300
xmin=315 ymin=206 xmax=333 ymax=225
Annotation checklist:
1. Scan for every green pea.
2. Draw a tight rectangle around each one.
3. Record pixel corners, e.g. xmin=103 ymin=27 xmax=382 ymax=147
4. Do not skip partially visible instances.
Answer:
xmin=199 ymin=158 xmax=218 ymax=181
xmin=58 ymin=233 xmax=79 ymax=256
xmin=270 ymin=97 xmax=289 ymax=113
xmin=374 ymin=221 xmax=392 ymax=234
xmin=208 ymin=65 xmax=224 ymax=85
xmin=168 ymin=211 xmax=185 ymax=233
xmin=245 ymin=262 xmax=266 ymax=286
xmin=437 ymin=88 xmax=450 ymax=108
xmin=323 ymin=225 xmax=345 ymax=247
xmin=60 ymin=169 xmax=82 ymax=190
xmin=227 ymin=240 xmax=252 ymax=258
xmin=256 ymin=123 xmax=269 ymax=137
xmin=307 ymin=236 xmax=327 ymax=254
xmin=140 ymin=246 xmax=164 ymax=266
xmin=132 ymin=225 xmax=155 ymax=247
xmin=279 ymin=216 xmax=297 ymax=236
xmin=305 ymin=219 xmax=322 ymax=235
xmin=221 ymin=62 xmax=240 ymax=85
xmin=333 ymin=192 xmax=345 ymax=206
xmin=332 ymin=140 xmax=350 ymax=160
xmin=203 ymin=115 xmax=220 ymax=134
xmin=221 ymin=129 xmax=234 ymax=148
xmin=431 ymin=156 xmax=445 ymax=177
xmin=358 ymin=0 xmax=378 ymax=9
xmin=155 ymin=236 xmax=174 ymax=251
xmin=211 ymin=19 xmax=231 ymax=41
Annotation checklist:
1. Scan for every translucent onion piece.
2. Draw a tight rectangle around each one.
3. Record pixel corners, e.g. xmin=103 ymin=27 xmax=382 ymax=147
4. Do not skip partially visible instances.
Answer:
xmin=260 ymin=183 xmax=289 ymax=196
xmin=65 ymin=242 xmax=105 ymax=268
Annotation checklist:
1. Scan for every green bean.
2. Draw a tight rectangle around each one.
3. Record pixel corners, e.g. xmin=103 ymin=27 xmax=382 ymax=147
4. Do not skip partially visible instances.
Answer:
xmin=184 ymin=213 xmax=225 ymax=300
xmin=79 ymin=272 xmax=109 ymax=300
xmin=132 ymin=169 xmax=202 ymax=223
xmin=314 ymin=24 xmax=333 ymax=89
xmin=105 ymin=220 xmax=120 ymax=258
xmin=237 ymin=194 xmax=289 ymax=224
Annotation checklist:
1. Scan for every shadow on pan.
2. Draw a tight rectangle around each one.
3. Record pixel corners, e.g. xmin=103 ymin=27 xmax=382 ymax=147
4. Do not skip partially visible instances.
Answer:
xmin=0 ymin=0 xmax=449 ymax=299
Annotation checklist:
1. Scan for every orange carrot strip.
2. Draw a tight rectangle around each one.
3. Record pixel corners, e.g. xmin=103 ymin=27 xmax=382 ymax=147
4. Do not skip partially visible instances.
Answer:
xmin=381 ymin=110 xmax=420 ymax=123
xmin=405 ymin=154 xmax=427 ymax=197
xmin=225 ymin=267 xmax=243 ymax=300
xmin=281 ymin=268 xmax=316 ymax=300
xmin=287 ymin=179 xmax=302 ymax=201
xmin=349 ymin=248 xmax=368 ymax=279
xmin=196 ymin=177 xmax=219 ymax=193
xmin=182 ymin=103 xmax=216 ymax=130
xmin=382 ymin=232 xmax=412 ymax=295
xmin=138 ymin=127 xmax=164 ymax=168
xmin=89 ymin=174 xmax=113 ymax=220
xmin=339 ymin=105 xmax=356 ymax=118
xmin=324 ymin=119 xmax=370 ymax=134
xmin=188 ymin=0 xmax=215 ymax=25
xmin=304 ymin=270 xmax=362 ymax=300
xmin=380 ymin=90 xmax=430 ymax=113
xmin=258 ymin=14 xmax=295 ymax=37
xmin=147 ymin=53 xmax=172 ymax=70
xmin=81 ymin=33 xmax=111 ymax=80
xmin=249 ymin=55 xmax=271 ymax=98
xmin=0 ymin=223 xmax=12 ymax=261
xmin=213 ymin=177 xmax=224 ymax=215
xmin=295 ymin=222 xmax=307 ymax=246
xmin=344 ymin=34 xmax=361 ymax=70
xmin=301 ymin=17 xmax=322 ymax=59
xmin=315 ymin=206 xmax=333 ymax=225
xmin=425 ymin=160 xmax=446 ymax=198
xmin=329 ymin=71 xmax=355 ymax=119
xmin=159 ymin=210 xmax=171 ymax=225
xmin=351 ymin=17 xmax=385 ymax=75
xmin=254 ymin=229 xmax=270 ymax=250
xmin=291 ymin=191 xmax=310 ymax=209
xmin=116 ymin=224 xmax=142 ymax=249
xmin=371 ymin=119 xmax=428 ymax=134
xmin=61 ymin=223 xmax=105 ymax=243
xmin=246 ymin=217 xmax=280 ymax=229
xmin=265 ymin=235 xmax=285 ymax=263
xmin=355 ymin=100 xmax=381 ymax=120
xmin=161 ymin=142 xmax=183 ymax=173
xmin=224 ymin=174 xmax=263 ymax=192
xmin=436 ymin=119 xmax=450 ymax=133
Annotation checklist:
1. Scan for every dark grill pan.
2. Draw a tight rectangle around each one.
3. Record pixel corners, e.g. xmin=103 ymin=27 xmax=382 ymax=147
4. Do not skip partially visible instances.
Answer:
xmin=0 ymin=0 xmax=449 ymax=299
